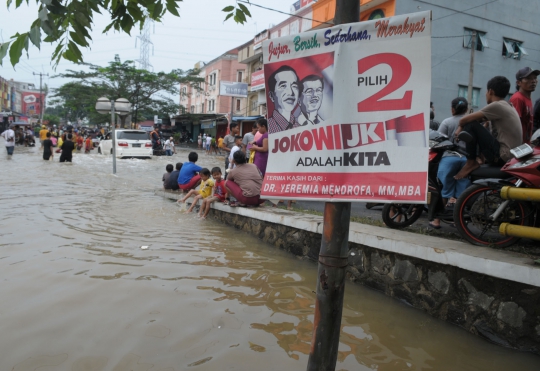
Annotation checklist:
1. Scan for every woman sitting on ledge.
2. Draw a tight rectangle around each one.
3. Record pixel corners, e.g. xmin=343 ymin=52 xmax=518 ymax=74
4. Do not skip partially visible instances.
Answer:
xmin=225 ymin=150 xmax=263 ymax=207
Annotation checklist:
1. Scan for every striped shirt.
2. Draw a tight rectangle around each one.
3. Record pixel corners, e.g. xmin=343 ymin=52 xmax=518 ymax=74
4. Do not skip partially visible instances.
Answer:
xmin=268 ymin=110 xmax=299 ymax=134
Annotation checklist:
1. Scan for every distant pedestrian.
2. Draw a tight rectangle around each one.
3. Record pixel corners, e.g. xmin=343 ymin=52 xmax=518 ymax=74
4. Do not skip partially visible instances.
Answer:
xmin=42 ymin=132 xmax=54 ymax=161
xmin=228 ymin=136 xmax=243 ymax=170
xmin=60 ymin=134 xmax=75 ymax=162
xmin=242 ymin=123 xmax=258 ymax=159
xmin=170 ymin=137 xmax=177 ymax=154
xmin=510 ymin=66 xmax=539 ymax=144
xmin=197 ymin=134 xmax=202 ymax=149
xmin=205 ymin=134 xmax=212 ymax=154
xmin=1 ymin=124 xmax=16 ymax=156
xmin=85 ymin=136 xmax=93 ymax=153
xmin=39 ymin=125 xmax=48 ymax=145
xmin=76 ymin=134 xmax=84 ymax=151
xmin=164 ymin=137 xmax=174 ymax=156
xmin=223 ymin=123 xmax=240 ymax=179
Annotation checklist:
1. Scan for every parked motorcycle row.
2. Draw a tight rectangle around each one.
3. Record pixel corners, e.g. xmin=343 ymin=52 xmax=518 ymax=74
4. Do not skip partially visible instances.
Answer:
xmin=383 ymin=129 xmax=540 ymax=248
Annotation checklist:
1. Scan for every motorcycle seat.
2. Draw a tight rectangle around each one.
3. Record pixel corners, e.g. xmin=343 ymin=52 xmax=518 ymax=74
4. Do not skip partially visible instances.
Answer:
xmin=470 ymin=164 xmax=511 ymax=179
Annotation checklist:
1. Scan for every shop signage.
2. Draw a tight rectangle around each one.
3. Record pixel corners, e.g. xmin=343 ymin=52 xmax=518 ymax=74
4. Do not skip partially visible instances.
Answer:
xmin=251 ymin=70 xmax=265 ymax=91
xmin=219 ymin=81 xmax=248 ymax=98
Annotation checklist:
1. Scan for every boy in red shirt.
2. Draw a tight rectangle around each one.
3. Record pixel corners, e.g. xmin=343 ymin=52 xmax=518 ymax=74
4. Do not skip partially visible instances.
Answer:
xmin=198 ymin=167 xmax=227 ymax=220
xmin=510 ymin=66 xmax=539 ymax=144
xmin=85 ymin=136 xmax=93 ymax=153
xmin=76 ymin=135 xmax=84 ymax=151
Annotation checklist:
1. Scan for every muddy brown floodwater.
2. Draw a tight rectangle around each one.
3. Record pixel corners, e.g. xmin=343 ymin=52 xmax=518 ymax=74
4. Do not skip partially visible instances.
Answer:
xmin=0 ymin=146 xmax=538 ymax=371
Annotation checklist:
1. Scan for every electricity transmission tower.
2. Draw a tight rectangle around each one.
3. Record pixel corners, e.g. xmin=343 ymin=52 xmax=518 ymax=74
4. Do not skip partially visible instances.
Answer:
xmin=135 ymin=17 xmax=154 ymax=71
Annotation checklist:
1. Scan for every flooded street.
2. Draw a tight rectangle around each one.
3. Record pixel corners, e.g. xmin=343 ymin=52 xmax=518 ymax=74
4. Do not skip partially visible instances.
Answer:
xmin=0 ymin=146 xmax=538 ymax=371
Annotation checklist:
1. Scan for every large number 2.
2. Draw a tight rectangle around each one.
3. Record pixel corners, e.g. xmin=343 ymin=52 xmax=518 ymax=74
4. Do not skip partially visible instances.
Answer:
xmin=357 ymin=53 xmax=413 ymax=112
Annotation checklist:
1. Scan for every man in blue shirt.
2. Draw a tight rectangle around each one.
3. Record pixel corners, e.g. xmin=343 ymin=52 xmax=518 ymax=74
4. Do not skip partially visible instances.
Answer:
xmin=177 ymin=152 xmax=202 ymax=191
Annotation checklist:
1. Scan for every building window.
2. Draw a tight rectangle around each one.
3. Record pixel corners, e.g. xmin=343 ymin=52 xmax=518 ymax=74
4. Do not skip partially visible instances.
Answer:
xmin=458 ymin=85 xmax=480 ymax=108
xmin=208 ymin=73 xmax=217 ymax=86
xmin=463 ymin=28 xmax=488 ymax=51
xmin=190 ymin=105 xmax=195 ymax=113
xmin=250 ymin=98 xmax=257 ymax=112
xmin=208 ymin=100 xmax=215 ymax=112
xmin=502 ymin=38 xmax=528 ymax=60
xmin=236 ymin=99 xmax=241 ymax=112
xmin=237 ymin=71 xmax=243 ymax=83
xmin=201 ymin=103 xmax=205 ymax=113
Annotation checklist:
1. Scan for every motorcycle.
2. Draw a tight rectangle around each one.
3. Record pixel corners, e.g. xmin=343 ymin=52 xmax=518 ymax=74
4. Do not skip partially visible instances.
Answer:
xmin=382 ymin=131 xmax=511 ymax=229
xmin=453 ymin=129 xmax=540 ymax=248
xmin=24 ymin=134 xmax=36 ymax=147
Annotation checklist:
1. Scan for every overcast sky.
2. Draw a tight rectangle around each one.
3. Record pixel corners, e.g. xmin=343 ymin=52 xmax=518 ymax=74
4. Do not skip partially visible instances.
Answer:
xmin=0 ymin=0 xmax=295 ymax=91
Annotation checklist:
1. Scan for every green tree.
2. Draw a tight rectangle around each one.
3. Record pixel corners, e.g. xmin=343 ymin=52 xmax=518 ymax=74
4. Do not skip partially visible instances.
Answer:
xmin=42 ymin=113 xmax=61 ymax=127
xmin=51 ymin=56 xmax=203 ymax=127
xmin=0 ymin=1 xmax=251 ymax=67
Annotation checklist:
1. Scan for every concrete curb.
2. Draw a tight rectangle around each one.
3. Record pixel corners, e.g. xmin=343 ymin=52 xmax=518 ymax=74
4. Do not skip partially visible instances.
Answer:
xmin=156 ymin=189 xmax=539 ymax=288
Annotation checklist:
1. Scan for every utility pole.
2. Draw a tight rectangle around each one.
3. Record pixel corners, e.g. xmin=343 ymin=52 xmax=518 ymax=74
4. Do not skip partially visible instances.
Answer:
xmin=467 ymin=31 xmax=476 ymax=111
xmin=306 ymin=1 xmax=358 ymax=370
xmin=33 ymin=72 xmax=49 ymax=124
xmin=229 ymin=95 xmax=235 ymax=132
xmin=135 ymin=15 xmax=154 ymax=71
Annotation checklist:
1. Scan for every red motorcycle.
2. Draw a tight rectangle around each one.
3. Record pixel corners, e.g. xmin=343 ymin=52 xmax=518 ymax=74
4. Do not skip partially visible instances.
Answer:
xmin=382 ymin=131 xmax=508 ymax=229
xmin=453 ymin=129 xmax=540 ymax=247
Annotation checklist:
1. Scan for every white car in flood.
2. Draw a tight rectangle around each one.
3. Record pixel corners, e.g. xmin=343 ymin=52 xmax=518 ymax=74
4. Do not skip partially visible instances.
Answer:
xmin=98 ymin=129 xmax=153 ymax=158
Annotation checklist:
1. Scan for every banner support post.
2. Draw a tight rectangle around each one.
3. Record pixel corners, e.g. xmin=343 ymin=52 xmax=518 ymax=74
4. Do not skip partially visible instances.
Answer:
xmin=307 ymin=1 xmax=359 ymax=370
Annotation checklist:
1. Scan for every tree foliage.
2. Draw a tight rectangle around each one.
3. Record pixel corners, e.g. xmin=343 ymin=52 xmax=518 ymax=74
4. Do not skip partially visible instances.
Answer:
xmin=42 ymin=113 xmax=61 ymax=126
xmin=49 ymin=56 xmax=204 ymax=127
xmin=1 ymin=0 xmax=252 ymax=67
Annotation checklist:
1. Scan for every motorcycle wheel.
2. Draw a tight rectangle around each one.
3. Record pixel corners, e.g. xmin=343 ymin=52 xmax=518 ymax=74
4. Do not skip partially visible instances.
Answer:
xmin=453 ymin=184 xmax=532 ymax=248
xmin=382 ymin=203 xmax=424 ymax=229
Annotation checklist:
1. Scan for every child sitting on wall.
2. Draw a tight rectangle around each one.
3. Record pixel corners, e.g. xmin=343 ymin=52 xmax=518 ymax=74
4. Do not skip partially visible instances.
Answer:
xmin=178 ymin=168 xmax=214 ymax=213
xmin=163 ymin=164 xmax=174 ymax=189
xmin=177 ymin=151 xmax=202 ymax=192
xmin=198 ymin=167 xmax=227 ymax=220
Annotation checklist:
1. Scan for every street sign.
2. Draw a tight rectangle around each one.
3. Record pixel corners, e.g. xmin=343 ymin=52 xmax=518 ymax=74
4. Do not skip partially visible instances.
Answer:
xmin=219 ymin=81 xmax=248 ymax=97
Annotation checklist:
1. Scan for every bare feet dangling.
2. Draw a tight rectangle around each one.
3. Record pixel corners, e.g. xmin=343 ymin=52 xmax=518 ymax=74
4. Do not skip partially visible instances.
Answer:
xmin=454 ymin=159 xmax=480 ymax=180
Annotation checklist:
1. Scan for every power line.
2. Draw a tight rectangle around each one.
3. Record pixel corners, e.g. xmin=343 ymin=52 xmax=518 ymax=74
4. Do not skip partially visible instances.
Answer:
xmin=431 ymin=47 xmax=465 ymax=69
xmin=429 ymin=0 xmax=500 ymax=21
xmin=238 ymin=0 xmax=333 ymax=26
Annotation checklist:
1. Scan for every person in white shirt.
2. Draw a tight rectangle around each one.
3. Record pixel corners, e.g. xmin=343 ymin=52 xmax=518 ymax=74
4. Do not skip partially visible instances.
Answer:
xmin=205 ymin=134 xmax=212 ymax=154
xmin=1 ymin=124 xmax=16 ymax=156
xmin=228 ymin=136 xmax=243 ymax=170
xmin=164 ymin=137 xmax=175 ymax=156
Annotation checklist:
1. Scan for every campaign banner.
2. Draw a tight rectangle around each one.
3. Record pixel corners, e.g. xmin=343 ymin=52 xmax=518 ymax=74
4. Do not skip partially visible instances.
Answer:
xmin=261 ymin=11 xmax=431 ymax=203
xmin=251 ymin=70 xmax=265 ymax=91
xmin=219 ymin=81 xmax=248 ymax=98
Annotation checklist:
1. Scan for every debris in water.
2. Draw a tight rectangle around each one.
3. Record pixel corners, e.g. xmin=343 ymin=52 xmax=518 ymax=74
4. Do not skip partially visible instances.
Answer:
xmin=141 ymin=246 xmax=149 ymax=250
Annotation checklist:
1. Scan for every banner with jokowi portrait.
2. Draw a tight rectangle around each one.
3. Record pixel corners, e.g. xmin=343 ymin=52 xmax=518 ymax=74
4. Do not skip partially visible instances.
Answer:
xmin=261 ymin=11 xmax=431 ymax=203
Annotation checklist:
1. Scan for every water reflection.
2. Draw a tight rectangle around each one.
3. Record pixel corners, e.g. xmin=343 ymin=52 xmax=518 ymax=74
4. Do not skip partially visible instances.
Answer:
xmin=0 ymin=148 xmax=538 ymax=370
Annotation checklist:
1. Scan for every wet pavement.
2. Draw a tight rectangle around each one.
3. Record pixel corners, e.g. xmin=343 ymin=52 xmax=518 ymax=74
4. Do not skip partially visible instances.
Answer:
xmin=0 ymin=145 xmax=538 ymax=370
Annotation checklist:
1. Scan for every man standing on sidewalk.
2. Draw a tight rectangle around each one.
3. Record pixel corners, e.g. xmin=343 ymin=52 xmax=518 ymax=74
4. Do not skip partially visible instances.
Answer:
xmin=1 ymin=124 xmax=16 ymax=157
xmin=242 ymin=123 xmax=258 ymax=159
xmin=510 ymin=66 xmax=539 ymax=144
xmin=222 ymin=122 xmax=240 ymax=179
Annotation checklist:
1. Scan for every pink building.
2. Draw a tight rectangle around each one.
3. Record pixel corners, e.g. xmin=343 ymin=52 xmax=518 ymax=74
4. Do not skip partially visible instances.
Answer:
xmin=178 ymin=47 xmax=248 ymax=139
